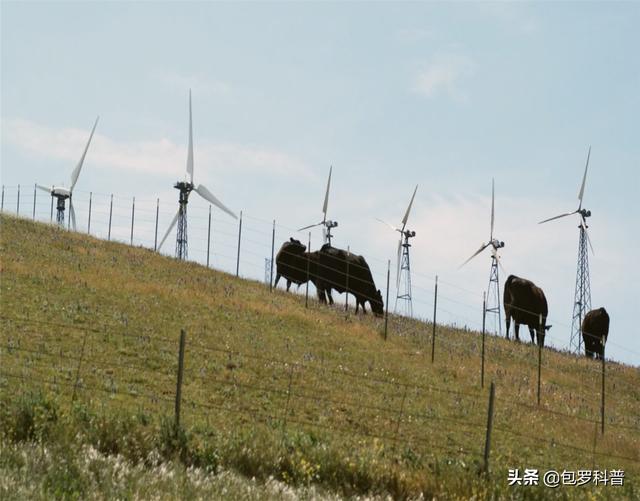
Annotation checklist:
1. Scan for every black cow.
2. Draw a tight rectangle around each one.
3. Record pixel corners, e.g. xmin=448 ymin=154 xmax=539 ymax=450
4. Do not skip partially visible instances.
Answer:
xmin=274 ymin=238 xmax=311 ymax=291
xmin=315 ymin=244 xmax=384 ymax=316
xmin=503 ymin=275 xmax=551 ymax=346
xmin=582 ymin=307 xmax=609 ymax=360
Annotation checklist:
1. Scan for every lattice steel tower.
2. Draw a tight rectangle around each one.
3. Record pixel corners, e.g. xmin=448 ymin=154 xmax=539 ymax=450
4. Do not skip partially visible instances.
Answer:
xmin=157 ymin=91 xmax=237 ymax=257
xmin=395 ymin=229 xmax=416 ymax=317
xmin=539 ymin=147 xmax=594 ymax=354
xmin=570 ymin=218 xmax=592 ymax=352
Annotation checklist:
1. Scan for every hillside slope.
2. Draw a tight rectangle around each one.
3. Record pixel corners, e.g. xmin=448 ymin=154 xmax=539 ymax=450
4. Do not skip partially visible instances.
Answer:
xmin=1 ymin=214 xmax=638 ymax=499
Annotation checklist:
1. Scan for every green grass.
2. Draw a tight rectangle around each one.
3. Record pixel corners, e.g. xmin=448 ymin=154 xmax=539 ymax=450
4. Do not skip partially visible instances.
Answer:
xmin=1 ymin=214 xmax=638 ymax=499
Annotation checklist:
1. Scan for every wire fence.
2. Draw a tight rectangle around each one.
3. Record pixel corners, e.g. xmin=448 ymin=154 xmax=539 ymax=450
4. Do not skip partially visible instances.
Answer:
xmin=1 ymin=315 xmax=638 ymax=476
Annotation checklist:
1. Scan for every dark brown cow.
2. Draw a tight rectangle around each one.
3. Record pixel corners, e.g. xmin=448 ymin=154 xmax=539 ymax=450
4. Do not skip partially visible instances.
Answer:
xmin=274 ymin=239 xmax=327 ymax=300
xmin=503 ymin=275 xmax=551 ymax=346
xmin=582 ymin=307 xmax=609 ymax=360
xmin=315 ymin=244 xmax=384 ymax=316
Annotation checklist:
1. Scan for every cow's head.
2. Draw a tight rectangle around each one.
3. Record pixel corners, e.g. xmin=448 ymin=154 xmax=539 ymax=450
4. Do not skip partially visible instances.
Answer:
xmin=282 ymin=238 xmax=306 ymax=254
xmin=370 ymin=289 xmax=384 ymax=317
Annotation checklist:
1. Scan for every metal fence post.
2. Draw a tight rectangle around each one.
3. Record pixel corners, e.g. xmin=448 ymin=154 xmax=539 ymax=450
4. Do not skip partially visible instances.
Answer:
xmin=154 ymin=198 xmax=160 ymax=251
xmin=537 ymin=314 xmax=542 ymax=406
xmin=130 ymin=197 xmax=135 ymax=245
xmin=431 ymin=275 xmax=438 ymax=363
xmin=87 ymin=192 xmax=92 ymax=233
xmin=236 ymin=210 xmax=242 ymax=277
xmin=345 ymin=246 xmax=350 ymax=311
xmin=71 ymin=329 xmax=90 ymax=402
xmin=16 ymin=184 xmax=20 ymax=214
xmin=32 ymin=184 xmax=37 ymax=220
xmin=305 ymin=232 xmax=311 ymax=308
xmin=206 ymin=205 xmax=212 ymax=267
xmin=483 ymin=381 xmax=496 ymax=474
xmin=1 ymin=185 xmax=4 ymax=212
xmin=384 ymin=259 xmax=390 ymax=340
xmin=67 ymin=194 xmax=72 ymax=230
xmin=50 ymin=192 xmax=53 ymax=222
xmin=601 ymin=353 xmax=605 ymax=435
xmin=269 ymin=220 xmax=275 ymax=291
xmin=481 ymin=292 xmax=486 ymax=388
xmin=175 ymin=329 xmax=186 ymax=430
xmin=108 ymin=194 xmax=113 ymax=241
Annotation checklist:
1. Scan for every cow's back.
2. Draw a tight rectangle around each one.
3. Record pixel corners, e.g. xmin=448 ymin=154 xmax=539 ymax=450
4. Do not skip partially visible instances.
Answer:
xmin=504 ymin=275 xmax=547 ymax=325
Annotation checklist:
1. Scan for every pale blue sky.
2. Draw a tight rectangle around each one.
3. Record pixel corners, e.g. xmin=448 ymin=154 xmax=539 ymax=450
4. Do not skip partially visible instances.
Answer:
xmin=1 ymin=1 xmax=639 ymax=365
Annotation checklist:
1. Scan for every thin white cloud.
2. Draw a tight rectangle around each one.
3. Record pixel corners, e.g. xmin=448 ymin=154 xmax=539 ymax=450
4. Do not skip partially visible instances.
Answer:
xmin=413 ymin=53 xmax=475 ymax=101
xmin=3 ymin=118 xmax=314 ymax=180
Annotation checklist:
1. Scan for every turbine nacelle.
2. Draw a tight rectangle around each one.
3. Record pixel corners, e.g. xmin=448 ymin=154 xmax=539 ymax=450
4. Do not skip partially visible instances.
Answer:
xmin=490 ymin=239 xmax=505 ymax=250
xmin=51 ymin=187 xmax=71 ymax=198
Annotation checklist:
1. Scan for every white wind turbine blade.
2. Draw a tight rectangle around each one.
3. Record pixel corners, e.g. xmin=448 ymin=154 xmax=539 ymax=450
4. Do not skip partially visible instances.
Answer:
xmin=375 ymin=218 xmax=399 ymax=232
xmin=401 ymin=184 xmax=418 ymax=230
xmin=538 ymin=210 xmax=578 ymax=225
xmin=186 ymin=90 xmax=194 ymax=184
xmin=158 ymin=209 xmax=180 ymax=251
xmin=69 ymin=198 xmax=77 ymax=231
xmin=490 ymin=178 xmax=495 ymax=241
xmin=298 ymin=221 xmax=323 ymax=231
xmin=581 ymin=218 xmax=595 ymax=255
xmin=36 ymin=184 xmax=52 ymax=194
xmin=322 ymin=166 xmax=332 ymax=221
xmin=194 ymin=184 xmax=237 ymax=219
xmin=70 ymin=116 xmax=99 ymax=192
xmin=459 ymin=242 xmax=490 ymax=268
xmin=578 ymin=146 xmax=591 ymax=210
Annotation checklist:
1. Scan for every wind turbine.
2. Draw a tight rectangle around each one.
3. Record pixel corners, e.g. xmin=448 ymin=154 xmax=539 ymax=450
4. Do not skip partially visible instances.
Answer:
xmin=158 ymin=90 xmax=237 ymax=260
xmin=460 ymin=179 xmax=505 ymax=336
xmin=37 ymin=116 xmax=99 ymax=229
xmin=377 ymin=185 xmax=418 ymax=317
xmin=539 ymin=147 xmax=594 ymax=353
xmin=298 ymin=166 xmax=338 ymax=245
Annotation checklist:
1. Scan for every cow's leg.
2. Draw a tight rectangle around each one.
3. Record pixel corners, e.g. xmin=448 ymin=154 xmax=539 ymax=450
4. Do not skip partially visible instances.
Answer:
xmin=274 ymin=273 xmax=281 ymax=288
xmin=327 ymin=290 xmax=334 ymax=305
xmin=505 ymin=314 xmax=511 ymax=340
xmin=528 ymin=326 xmax=535 ymax=344
xmin=514 ymin=323 xmax=520 ymax=342
xmin=317 ymin=287 xmax=326 ymax=304
xmin=355 ymin=301 xmax=360 ymax=314
xmin=361 ymin=300 xmax=367 ymax=314
xmin=286 ymin=280 xmax=292 ymax=292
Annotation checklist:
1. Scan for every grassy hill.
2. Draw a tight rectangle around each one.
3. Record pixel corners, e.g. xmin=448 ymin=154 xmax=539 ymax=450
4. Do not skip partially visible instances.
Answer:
xmin=1 ymin=214 xmax=638 ymax=499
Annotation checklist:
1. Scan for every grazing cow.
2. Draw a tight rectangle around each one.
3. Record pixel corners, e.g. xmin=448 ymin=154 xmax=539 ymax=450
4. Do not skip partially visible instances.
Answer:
xmin=503 ymin=275 xmax=551 ymax=346
xmin=274 ymin=239 xmax=311 ymax=291
xmin=582 ymin=307 xmax=609 ymax=360
xmin=315 ymin=244 xmax=384 ymax=316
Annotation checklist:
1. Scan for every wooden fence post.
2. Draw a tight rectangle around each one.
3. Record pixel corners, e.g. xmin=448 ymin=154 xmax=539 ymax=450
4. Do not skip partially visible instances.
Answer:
xmin=1 ymin=185 xmax=4 ymax=212
xmin=481 ymin=292 xmax=486 ymax=388
xmin=384 ymin=260 xmax=390 ymax=340
xmin=175 ymin=329 xmax=186 ymax=430
xmin=16 ymin=184 xmax=20 ymax=215
xmin=483 ymin=381 xmax=495 ymax=474
xmin=431 ymin=275 xmax=438 ymax=363
xmin=32 ymin=184 xmax=37 ymax=220
xmin=50 ymin=192 xmax=53 ymax=221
